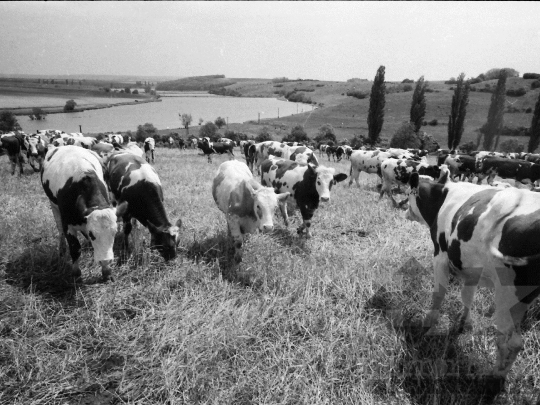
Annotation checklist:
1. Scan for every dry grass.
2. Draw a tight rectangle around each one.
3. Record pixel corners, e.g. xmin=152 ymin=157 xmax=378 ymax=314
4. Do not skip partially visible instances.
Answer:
xmin=0 ymin=149 xmax=539 ymax=404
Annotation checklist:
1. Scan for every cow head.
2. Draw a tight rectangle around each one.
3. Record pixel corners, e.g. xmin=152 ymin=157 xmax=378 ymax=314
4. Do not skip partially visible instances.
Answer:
xmin=405 ymin=167 xmax=450 ymax=225
xmin=26 ymin=135 xmax=48 ymax=172
xmin=249 ymin=183 xmax=289 ymax=233
xmin=147 ymin=218 xmax=183 ymax=261
xmin=77 ymin=197 xmax=128 ymax=275
xmin=310 ymin=165 xmax=348 ymax=202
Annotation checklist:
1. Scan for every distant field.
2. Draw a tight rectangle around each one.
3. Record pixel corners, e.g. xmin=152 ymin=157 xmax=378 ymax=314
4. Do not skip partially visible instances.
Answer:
xmin=0 ymin=94 xmax=134 ymax=109
xmin=0 ymin=148 xmax=538 ymax=404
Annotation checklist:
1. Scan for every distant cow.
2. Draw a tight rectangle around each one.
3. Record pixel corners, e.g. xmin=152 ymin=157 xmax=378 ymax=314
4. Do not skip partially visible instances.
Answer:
xmin=444 ymin=154 xmax=477 ymax=182
xmin=41 ymin=146 xmax=127 ymax=282
xmin=212 ymin=160 xmax=289 ymax=262
xmin=91 ymin=141 xmax=116 ymax=158
xmin=108 ymin=134 xmax=124 ymax=144
xmin=198 ymin=138 xmax=235 ymax=163
xmin=1 ymin=134 xmax=27 ymax=175
xmin=144 ymin=138 xmax=156 ymax=163
xmin=289 ymin=146 xmax=319 ymax=166
xmin=261 ymin=157 xmax=347 ymax=238
xmin=26 ymin=134 xmax=49 ymax=172
xmin=246 ymin=143 xmax=257 ymax=172
xmin=105 ymin=152 xmax=182 ymax=260
xmin=326 ymin=146 xmax=337 ymax=161
xmin=253 ymin=141 xmax=291 ymax=173
xmin=405 ymin=170 xmax=540 ymax=380
xmin=349 ymin=150 xmax=393 ymax=187
xmin=477 ymin=156 xmax=540 ymax=186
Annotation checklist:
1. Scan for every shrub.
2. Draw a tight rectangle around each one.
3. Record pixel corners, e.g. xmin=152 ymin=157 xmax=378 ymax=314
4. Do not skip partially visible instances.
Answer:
xmin=425 ymin=88 xmax=435 ymax=93
xmin=484 ymin=68 xmax=519 ymax=80
xmin=449 ymin=87 xmax=454 ymax=91
xmin=531 ymin=81 xmax=540 ymax=90
xmin=274 ymin=84 xmax=283 ymax=88
xmin=283 ymin=125 xmax=310 ymax=143
xmin=346 ymin=90 xmax=369 ymax=99
xmin=468 ymin=78 xmax=482 ymax=85
xmin=500 ymin=139 xmax=525 ymax=153
xmin=135 ymin=123 xmax=158 ymax=142
xmin=526 ymin=107 xmax=533 ymax=113
xmin=0 ymin=111 xmax=21 ymax=132
xmin=506 ymin=106 xmax=520 ymax=113
xmin=63 ymin=99 xmax=77 ymax=112
xmin=214 ymin=117 xmax=226 ymax=129
xmin=506 ymin=88 xmax=527 ymax=97
xmin=428 ymin=119 xmax=438 ymax=126
xmin=255 ymin=126 xmax=273 ymax=142
xmin=316 ymin=84 xmax=324 ymax=87
xmin=418 ymin=131 xmax=440 ymax=152
xmin=389 ymin=123 xmax=422 ymax=149
xmin=314 ymin=124 xmax=337 ymax=145
xmin=523 ymin=73 xmax=540 ymax=80
xmin=422 ymin=120 xmax=427 ymax=126
xmin=402 ymin=84 xmax=413 ymax=92
xmin=132 ymin=89 xmax=139 ymax=94
xmin=199 ymin=121 xmax=219 ymax=141
xmin=402 ymin=79 xmax=414 ymax=84
xmin=459 ymin=141 xmax=476 ymax=154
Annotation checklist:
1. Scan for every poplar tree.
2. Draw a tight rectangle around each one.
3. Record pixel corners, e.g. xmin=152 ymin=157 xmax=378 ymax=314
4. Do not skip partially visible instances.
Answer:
xmin=367 ymin=66 xmax=386 ymax=146
xmin=482 ymin=71 xmax=507 ymax=151
xmin=410 ymin=76 xmax=427 ymax=133
xmin=447 ymin=73 xmax=470 ymax=150
xmin=527 ymin=91 xmax=540 ymax=153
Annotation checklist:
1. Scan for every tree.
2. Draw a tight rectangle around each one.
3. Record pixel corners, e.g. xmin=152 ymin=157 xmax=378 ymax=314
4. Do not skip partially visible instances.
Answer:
xmin=389 ymin=122 xmax=422 ymax=149
xmin=144 ymin=86 xmax=151 ymax=93
xmin=214 ymin=116 xmax=226 ymax=129
xmin=527 ymin=91 xmax=540 ymax=152
xmin=410 ymin=76 xmax=427 ymax=133
xmin=283 ymin=125 xmax=310 ymax=143
xmin=180 ymin=113 xmax=193 ymax=135
xmin=135 ymin=123 xmax=158 ymax=142
xmin=132 ymin=89 xmax=139 ymax=94
xmin=0 ymin=111 xmax=21 ymax=132
xmin=31 ymin=107 xmax=46 ymax=120
xmin=447 ymin=73 xmax=470 ymax=150
xmin=64 ymin=99 xmax=77 ymax=112
xmin=484 ymin=68 xmax=519 ymax=80
xmin=481 ymin=71 xmax=507 ymax=151
xmin=314 ymin=124 xmax=337 ymax=145
xmin=124 ymin=87 xmax=131 ymax=94
xmin=367 ymin=65 xmax=386 ymax=146
xmin=199 ymin=121 xmax=219 ymax=141
xmin=255 ymin=126 xmax=273 ymax=142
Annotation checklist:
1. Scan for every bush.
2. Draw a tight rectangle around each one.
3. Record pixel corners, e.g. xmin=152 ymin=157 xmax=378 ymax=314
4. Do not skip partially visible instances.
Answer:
xmin=255 ymin=126 xmax=273 ymax=142
xmin=500 ymin=125 xmax=529 ymax=137
xmin=214 ymin=117 xmax=226 ymax=129
xmin=425 ymin=88 xmax=435 ymax=93
xmin=389 ymin=123 xmax=422 ymax=149
xmin=132 ymin=89 xmax=139 ymax=94
xmin=526 ymin=107 xmax=533 ymax=113
xmin=314 ymin=124 xmax=337 ymax=145
xmin=283 ymin=125 xmax=310 ymax=143
xmin=428 ymin=119 xmax=438 ymax=126
xmin=523 ymin=73 xmax=540 ymax=80
xmin=135 ymin=123 xmax=158 ymax=143
xmin=346 ymin=90 xmax=369 ymax=99
xmin=531 ymin=81 xmax=540 ymax=90
xmin=199 ymin=121 xmax=219 ymax=141
xmin=402 ymin=84 xmax=413 ymax=92
xmin=63 ymin=99 xmax=77 ymax=112
xmin=506 ymin=106 xmax=520 ymax=113
xmin=506 ymin=88 xmax=527 ymax=97
xmin=500 ymin=139 xmax=525 ymax=153
xmin=0 ymin=111 xmax=21 ymax=132
xmin=484 ymin=68 xmax=519 ymax=80
xmin=417 ymin=131 xmax=440 ymax=152
xmin=468 ymin=78 xmax=482 ymax=85
xmin=402 ymin=79 xmax=414 ymax=84
xmin=459 ymin=141 xmax=476 ymax=154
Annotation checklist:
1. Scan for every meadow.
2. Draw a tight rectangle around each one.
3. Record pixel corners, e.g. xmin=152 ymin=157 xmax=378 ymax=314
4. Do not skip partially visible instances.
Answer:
xmin=0 ymin=148 xmax=539 ymax=404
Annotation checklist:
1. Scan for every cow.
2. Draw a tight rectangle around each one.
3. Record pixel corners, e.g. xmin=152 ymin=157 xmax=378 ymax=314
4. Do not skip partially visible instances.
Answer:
xmin=525 ymin=154 xmax=540 ymax=165
xmin=444 ymin=154 xmax=477 ymax=182
xmin=261 ymin=156 xmax=347 ymax=238
xmin=168 ymin=136 xmax=174 ymax=148
xmin=111 ymin=141 xmax=145 ymax=158
xmin=26 ymin=134 xmax=49 ymax=172
xmin=477 ymin=156 xmax=540 ymax=186
xmin=253 ymin=141 xmax=292 ymax=173
xmin=41 ymin=146 xmax=127 ymax=282
xmin=246 ymin=143 xmax=257 ymax=172
xmin=198 ymin=138 xmax=235 ymax=163
xmin=91 ymin=141 xmax=116 ymax=158
xmin=61 ymin=136 xmax=97 ymax=150
xmin=144 ymin=137 xmax=156 ymax=163
xmin=0 ymin=134 xmax=27 ymax=175
xmin=108 ymin=134 xmax=124 ymax=144
xmin=318 ymin=144 xmax=328 ymax=157
xmin=379 ymin=158 xmax=441 ymax=207
xmin=404 ymin=170 xmax=540 ymax=380
xmin=326 ymin=146 xmax=337 ymax=161
xmin=218 ymin=138 xmax=235 ymax=146
xmin=289 ymin=146 xmax=319 ymax=166
xmin=349 ymin=150 xmax=394 ymax=187
xmin=105 ymin=152 xmax=182 ymax=260
xmin=212 ymin=160 xmax=289 ymax=262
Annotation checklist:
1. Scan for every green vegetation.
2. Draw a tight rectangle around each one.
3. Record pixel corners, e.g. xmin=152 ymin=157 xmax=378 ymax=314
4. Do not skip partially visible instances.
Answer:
xmin=367 ymin=66 xmax=386 ymax=146
xmin=481 ymin=71 xmax=507 ymax=151
xmin=29 ymin=107 xmax=47 ymax=120
xmin=180 ymin=113 xmax=193 ymax=135
xmin=314 ymin=124 xmax=337 ymax=145
xmin=410 ymin=76 xmax=427 ymax=133
xmin=135 ymin=122 xmax=158 ymax=142
xmin=0 ymin=110 xmax=21 ymax=132
xmin=214 ymin=117 xmax=226 ymax=129
xmin=63 ymin=99 xmax=77 ymax=112
xmin=389 ymin=122 xmax=421 ymax=149
xmin=199 ymin=121 xmax=219 ymax=141
xmin=282 ymin=124 xmax=309 ymax=143
xmin=156 ymin=75 xmax=237 ymax=91
xmin=447 ymin=73 xmax=470 ymax=150
xmin=255 ymin=126 xmax=273 ymax=142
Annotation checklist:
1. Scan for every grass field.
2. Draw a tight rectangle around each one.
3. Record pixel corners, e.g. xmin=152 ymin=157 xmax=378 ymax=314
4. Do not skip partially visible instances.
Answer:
xmin=1 ymin=148 xmax=539 ymax=404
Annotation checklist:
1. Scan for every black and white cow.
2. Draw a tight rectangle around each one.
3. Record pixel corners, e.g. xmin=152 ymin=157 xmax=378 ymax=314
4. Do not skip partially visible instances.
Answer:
xmin=246 ymin=143 xmax=257 ymax=172
xmin=105 ymin=152 xmax=182 ymax=260
xmin=326 ymin=146 xmax=337 ymax=161
xmin=444 ymin=154 xmax=477 ymax=182
xmin=198 ymin=138 xmax=235 ymax=163
xmin=477 ymin=156 xmax=540 ymax=186
xmin=144 ymin=137 xmax=156 ymax=163
xmin=41 ymin=146 xmax=127 ymax=282
xmin=0 ymin=134 xmax=27 ymax=175
xmin=261 ymin=156 xmax=347 ymax=238
xmin=26 ymin=134 xmax=49 ymax=172
xmin=289 ymin=146 xmax=319 ymax=166
xmin=404 ymin=170 xmax=540 ymax=379
xmin=212 ymin=160 xmax=289 ymax=262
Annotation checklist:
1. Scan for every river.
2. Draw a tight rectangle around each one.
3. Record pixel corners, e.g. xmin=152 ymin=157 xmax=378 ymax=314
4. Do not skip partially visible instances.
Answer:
xmin=18 ymin=93 xmax=314 ymax=133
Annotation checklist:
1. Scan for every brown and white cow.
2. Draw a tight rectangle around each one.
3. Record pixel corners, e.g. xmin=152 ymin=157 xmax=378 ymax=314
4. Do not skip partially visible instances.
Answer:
xmin=26 ymin=134 xmax=49 ymax=172
xmin=41 ymin=146 xmax=127 ymax=282
xmin=105 ymin=152 xmax=182 ymax=260
xmin=144 ymin=137 xmax=156 ymax=163
xmin=404 ymin=170 xmax=540 ymax=379
xmin=261 ymin=156 xmax=347 ymax=238
xmin=212 ymin=160 xmax=289 ymax=262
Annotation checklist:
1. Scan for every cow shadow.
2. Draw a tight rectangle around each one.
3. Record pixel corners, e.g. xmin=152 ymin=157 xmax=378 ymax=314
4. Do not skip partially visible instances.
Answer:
xmin=270 ymin=227 xmax=311 ymax=256
xmin=363 ymin=259 xmax=507 ymax=404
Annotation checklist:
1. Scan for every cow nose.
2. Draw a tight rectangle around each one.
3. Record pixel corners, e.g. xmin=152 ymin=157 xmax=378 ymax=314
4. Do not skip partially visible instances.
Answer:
xmin=262 ymin=225 xmax=274 ymax=233
xmin=99 ymin=259 xmax=112 ymax=268
xmin=320 ymin=197 xmax=329 ymax=202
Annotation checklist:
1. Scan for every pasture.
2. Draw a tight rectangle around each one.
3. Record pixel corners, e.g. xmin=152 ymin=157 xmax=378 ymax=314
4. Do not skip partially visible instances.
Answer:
xmin=0 ymin=148 xmax=539 ymax=404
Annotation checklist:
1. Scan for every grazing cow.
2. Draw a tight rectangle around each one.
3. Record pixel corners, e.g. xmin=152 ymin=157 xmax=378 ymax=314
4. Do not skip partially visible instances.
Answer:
xmin=349 ymin=150 xmax=393 ymax=187
xmin=379 ymin=158 xmax=441 ymax=207
xmin=477 ymin=156 xmax=540 ymax=186
xmin=289 ymin=146 xmax=319 ymax=166
xmin=318 ymin=144 xmax=328 ymax=157
xmin=212 ymin=160 xmax=289 ymax=262
xmin=41 ymin=146 xmax=127 ymax=282
xmin=341 ymin=145 xmax=353 ymax=160
xmin=253 ymin=141 xmax=292 ymax=172
xmin=246 ymin=143 xmax=257 ymax=172
xmin=177 ymin=138 xmax=186 ymax=150
xmin=108 ymin=134 xmax=124 ymax=144
xmin=444 ymin=154 xmax=477 ymax=182
xmin=26 ymin=134 xmax=49 ymax=172
xmin=91 ymin=141 xmax=116 ymax=158
xmin=198 ymin=138 xmax=235 ymax=163
xmin=105 ymin=152 xmax=182 ymax=260
xmin=404 ymin=170 xmax=540 ymax=379
xmin=326 ymin=146 xmax=337 ymax=161
xmin=144 ymin=137 xmax=156 ymax=163
xmin=1 ymin=134 xmax=27 ymax=175
xmin=261 ymin=157 xmax=347 ymax=238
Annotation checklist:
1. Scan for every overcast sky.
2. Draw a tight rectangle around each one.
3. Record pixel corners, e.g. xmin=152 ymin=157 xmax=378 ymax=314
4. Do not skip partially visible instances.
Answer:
xmin=1 ymin=2 xmax=539 ymax=82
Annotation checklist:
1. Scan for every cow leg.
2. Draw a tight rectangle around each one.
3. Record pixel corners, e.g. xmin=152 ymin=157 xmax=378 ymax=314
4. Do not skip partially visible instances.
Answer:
xmin=456 ymin=271 xmax=481 ymax=332
xmin=50 ymin=205 xmax=67 ymax=255
xmin=349 ymin=166 xmax=360 ymax=187
xmin=227 ymin=217 xmax=244 ymax=263
xmin=487 ymin=173 xmax=496 ymax=186
xmin=123 ymin=214 xmax=133 ymax=251
xmin=278 ymin=201 xmax=289 ymax=227
xmin=65 ymin=228 xmax=82 ymax=280
xmin=424 ymin=254 xmax=450 ymax=332
xmin=298 ymin=207 xmax=313 ymax=238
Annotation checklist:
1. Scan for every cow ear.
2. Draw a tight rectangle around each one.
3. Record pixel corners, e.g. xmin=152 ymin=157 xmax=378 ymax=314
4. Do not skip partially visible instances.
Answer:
xmin=334 ymin=173 xmax=348 ymax=183
xmin=409 ymin=172 xmax=419 ymax=190
xmin=245 ymin=180 xmax=256 ymax=196
xmin=174 ymin=218 xmax=183 ymax=229
xmin=115 ymin=201 xmax=128 ymax=217
xmin=438 ymin=166 xmax=450 ymax=184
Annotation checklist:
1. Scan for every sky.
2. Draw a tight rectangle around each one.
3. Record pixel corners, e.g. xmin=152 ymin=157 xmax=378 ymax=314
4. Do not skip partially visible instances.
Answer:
xmin=1 ymin=1 xmax=539 ymax=82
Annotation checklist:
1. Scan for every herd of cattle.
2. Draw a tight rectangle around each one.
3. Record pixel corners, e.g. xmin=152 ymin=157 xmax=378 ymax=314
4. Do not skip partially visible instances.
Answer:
xmin=1 ymin=129 xmax=540 ymax=384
